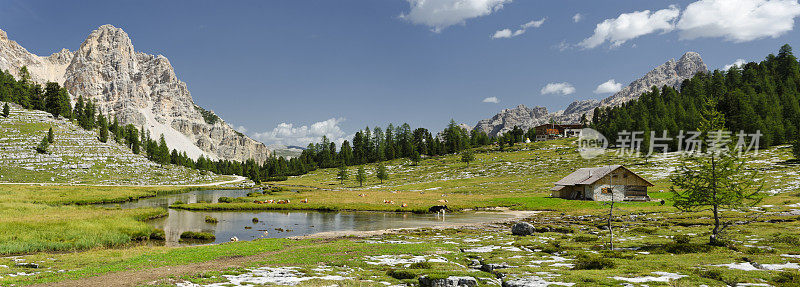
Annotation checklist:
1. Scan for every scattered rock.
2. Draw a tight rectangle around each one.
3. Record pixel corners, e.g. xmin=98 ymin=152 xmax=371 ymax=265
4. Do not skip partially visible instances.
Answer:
xmin=511 ymin=222 xmax=535 ymax=236
xmin=419 ymin=275 xmax=478 ymax=287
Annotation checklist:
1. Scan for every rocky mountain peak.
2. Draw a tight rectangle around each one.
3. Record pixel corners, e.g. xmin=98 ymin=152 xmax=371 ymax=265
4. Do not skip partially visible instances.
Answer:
xmin=474 ymin=52 xmax=708 ymax=138
xmin=0 ymin=25 xmax=270 ymax=163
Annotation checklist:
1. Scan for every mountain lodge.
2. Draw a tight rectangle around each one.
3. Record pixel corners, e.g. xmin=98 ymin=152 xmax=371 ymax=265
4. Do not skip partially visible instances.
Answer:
xmin=550 ymin=165 xmax=653 ymax=202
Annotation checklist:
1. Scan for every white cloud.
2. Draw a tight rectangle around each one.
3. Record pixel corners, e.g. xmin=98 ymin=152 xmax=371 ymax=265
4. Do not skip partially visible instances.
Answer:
xmin=677 ymin=0 xmax=800 ymax=42
xmin=521 ymin=18 xmax=546 ymax=29
xmin=723 ymin=59 xmax=748 ymax=70
xmin=401 ymin=0 xmax=511 ymax=33
xmin=253 ymin=118 xmax=349 ymax=147
xmin=234 ymin=125 xmax=248 ymax=133
xmin=579 ymin=5 xmax=680 ymax=49
xmin=573 ymin=13 xmax=583 ymax=23
xmin=492 ymin=17 xmax=545 ymax=39
xmin=594 ymin=79 xmax=623 ymax=94
xmin=540 ymin=82 xmax=576 ymax=96
xmin=482 ymin=96 xmax=500 ymax=103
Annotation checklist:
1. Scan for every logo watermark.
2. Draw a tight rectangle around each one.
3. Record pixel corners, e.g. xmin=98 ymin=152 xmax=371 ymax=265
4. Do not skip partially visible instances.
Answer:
xmin=577 ymin=128 xmax=761 ymax=159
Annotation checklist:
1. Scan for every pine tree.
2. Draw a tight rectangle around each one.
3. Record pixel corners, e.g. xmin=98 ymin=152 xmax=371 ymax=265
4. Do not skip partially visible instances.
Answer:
xmin=47 ymin=127 xmax=54 ymax=143
xmin=158 ymin=135 xmax=170 ymax=165
xmin=337 ymin=163 xmax=349 ymax=184
xmin=410 ymin=149 xmax=421 ymax=166
xmin=356 ymin=166 xmax=366 ymax=187
xmin=36 ymin=135 xmax=49 ymax=154
xmin=376 ymin=163 xmax=388 ymax=184
xmin=670 ymin=101 xmax=763 ymax=245
xmin=793 ymin=132 xmax=800 ymax=160
xmin=460 ymin=148 xmax=474 ymax=166
xmin=2 ymin=103 xmax=9 ymax=118
xmin=98 ymin=114 xmax=108 ymax=143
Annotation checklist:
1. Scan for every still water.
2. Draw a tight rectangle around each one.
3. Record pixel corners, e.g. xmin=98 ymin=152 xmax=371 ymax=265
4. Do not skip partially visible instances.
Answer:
xmin=103 ymin=189 xmax=514 ymax=246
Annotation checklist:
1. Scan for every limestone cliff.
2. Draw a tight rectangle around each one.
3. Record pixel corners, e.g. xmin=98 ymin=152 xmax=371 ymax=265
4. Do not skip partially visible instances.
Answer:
xmin=0 ymin=25 xmax=269 ymax=162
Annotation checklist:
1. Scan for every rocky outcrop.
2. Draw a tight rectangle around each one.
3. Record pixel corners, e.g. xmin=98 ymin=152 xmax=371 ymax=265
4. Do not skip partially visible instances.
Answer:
xmin=474 ymin=105 xmax=549 ymax=137
xmin=0 ymin=29 xmax=72 ymax=84
xmin=0 ymin=25 xmax=269 ymax=162
xmin=600 ymin=52 xmax=706 ymax=107
xmin=511 ymin=222 xmax=535 ymax=236
xmin=474 ymin=52 xmax=707 ymax=137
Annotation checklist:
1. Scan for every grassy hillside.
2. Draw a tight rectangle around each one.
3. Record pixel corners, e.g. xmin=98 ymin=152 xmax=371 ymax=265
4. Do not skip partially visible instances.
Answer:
xmin=175 ymin=138 xmax=800 ymax=214
xmin=0 ymin=102 xmax=230 ymax=185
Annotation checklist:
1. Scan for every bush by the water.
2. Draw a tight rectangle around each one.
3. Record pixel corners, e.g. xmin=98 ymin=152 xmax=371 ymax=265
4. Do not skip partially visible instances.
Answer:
xmin=204 ymin=216 xmax=218 ymax=224
xmin=180 ymin=231 xmax=215 ymax=241
xmin=149 ymin=229 xmax=165 ymax=240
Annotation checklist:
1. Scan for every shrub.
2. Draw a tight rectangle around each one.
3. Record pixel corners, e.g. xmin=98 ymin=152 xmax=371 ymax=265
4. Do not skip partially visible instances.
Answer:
xmin=173 ymin=200 xmax=185 ymax=205
xmin=246 ymin=192 xmax=261 ymax=197
xmin=572 ymin=254 xmax=615 ymax=270
xmin=673 ymin=234 xmax=691 ymax=244
xmin=630 ymin=227 xmax=657 ymax=234
xmin=574 ymin=234 xmax=599 ymax=242
xmin=600 ymin=250 xmax=635 ymax=259
xmin=180 ymin=231 xmax=215 ymax=241
xmin=204 ymin=216 xmax=218 ymax=224
xmin=698 ymin=270 xmax=724 ymax=282
xmin=659 ymin=242 xmax=713 ymax=254
xmin=773 ymin=271 xmax=800 ymax=286
xmin=150 ymin=229 xmax=166 ymax=240
xmin=409 ymin=262 xmax=432 ymax=269
xmin=387 ymin=269 xmax=416 ymax=280
xmin=770 ymin=233 xmax=800 ymax=245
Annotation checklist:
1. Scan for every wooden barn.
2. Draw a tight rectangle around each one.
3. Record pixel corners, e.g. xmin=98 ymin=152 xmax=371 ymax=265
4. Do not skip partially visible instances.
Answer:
xmin=550 ymin=165 xmax=653 ymax=201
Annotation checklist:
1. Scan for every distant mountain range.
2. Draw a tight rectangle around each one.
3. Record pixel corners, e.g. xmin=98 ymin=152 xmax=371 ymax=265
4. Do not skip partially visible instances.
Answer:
xmin=0 ymin=25 xmax=269 ymax=162
xmin=474 ymin=52 xmax=708 ymax=137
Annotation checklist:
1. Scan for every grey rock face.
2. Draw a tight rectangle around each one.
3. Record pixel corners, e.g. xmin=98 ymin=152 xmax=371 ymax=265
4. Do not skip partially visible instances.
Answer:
xmin=599 ymin=52 xmax=707 ymax=107
xmin=474 ymin=52 xmax=707 ymax=138
xmin=0 ymin=29 xmax=73 ymax=84
xmin=474 ymin=105 xmax=550 ymax=138
xmin=511 ymin=222 xmax=535 ymax=236
xmin=0 ymin=25 xmax=270 ymax=162
xmin=419 ymin=275 xmax=478 ymax=287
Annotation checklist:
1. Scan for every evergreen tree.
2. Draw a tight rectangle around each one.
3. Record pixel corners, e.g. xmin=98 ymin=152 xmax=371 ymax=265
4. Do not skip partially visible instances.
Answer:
xmin=36 ymin=135 xmax=49 ymax=154
xmin=98 ymin=114 xmax=109 ymax=143
xmin=337 ymin=163 xmax=349 ymax=184
xmin=376 ymin=163 xmax=388 ymax=184
xmin=793 ymin=133 xmax=800 ymax=160
xmin=2 ymin=103 xmax=9 ymax=118
xmin=356 ymin=166 xmax=366 ymax=187
xmin=670 ymin=101 xmax=763 ymax=245
xmin=410 ymin=148 xmax=421 ymax=166
xmin=157 ymin=135 xmax=170 ymax=165
xmin=47 ymin=127 xmax=54 ymax=143
xmin=460 ymin=148 xmax=475 ymax=166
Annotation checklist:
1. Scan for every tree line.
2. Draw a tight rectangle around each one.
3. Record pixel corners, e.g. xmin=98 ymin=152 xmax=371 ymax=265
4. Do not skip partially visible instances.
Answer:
xmin=592 ymin=44 xmax=800 ymax=159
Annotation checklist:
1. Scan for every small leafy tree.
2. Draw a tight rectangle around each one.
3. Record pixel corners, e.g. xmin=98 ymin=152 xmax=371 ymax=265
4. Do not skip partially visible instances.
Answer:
xmin=356 ymin=166 xmax=366 ymax=187
xmin=376 ymin=163 xmax=388 ymax=184
xmin=47 ymin=127 xmax=54 ymax=143
xmin=2 ymin=103 xmax=9 ymax=118
xmin=460 ymin=148 xmax=474 ymax=166
xmin=670 ymin=101 xmax=763 ymax=245
xmin=337 ymin=163 xmax=349 ymax=184
xmin=36 ymin=135 xmax=49 ymax=154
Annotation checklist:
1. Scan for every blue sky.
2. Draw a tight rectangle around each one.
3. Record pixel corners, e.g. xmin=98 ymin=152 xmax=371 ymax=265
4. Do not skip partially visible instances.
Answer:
xmin=2 ymin=0 xmax=800 ymax=146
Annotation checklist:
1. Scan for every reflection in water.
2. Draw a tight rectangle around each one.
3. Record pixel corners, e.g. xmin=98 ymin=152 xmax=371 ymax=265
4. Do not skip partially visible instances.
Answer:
xmin=102 ymin=189 xmax=513 ymax=246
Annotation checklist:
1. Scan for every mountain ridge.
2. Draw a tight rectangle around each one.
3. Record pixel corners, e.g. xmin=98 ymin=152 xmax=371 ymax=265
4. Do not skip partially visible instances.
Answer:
xmin=474 ymin=52 xmax=708 ymax=137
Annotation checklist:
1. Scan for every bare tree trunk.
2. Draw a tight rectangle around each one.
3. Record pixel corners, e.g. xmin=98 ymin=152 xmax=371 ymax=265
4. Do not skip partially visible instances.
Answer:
xmin=710 ymin=155 xmax=720 ymax=244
